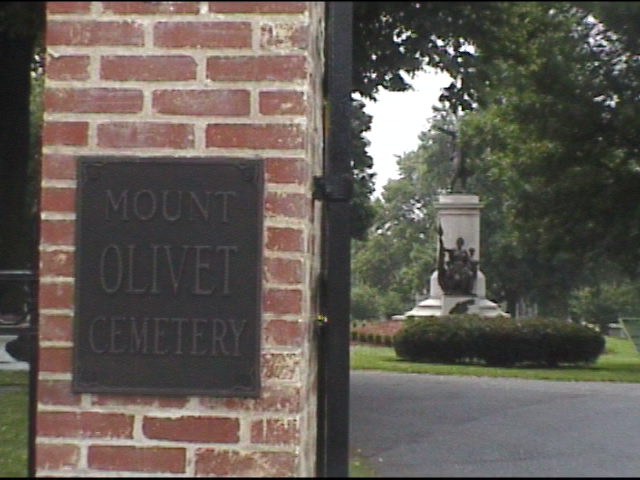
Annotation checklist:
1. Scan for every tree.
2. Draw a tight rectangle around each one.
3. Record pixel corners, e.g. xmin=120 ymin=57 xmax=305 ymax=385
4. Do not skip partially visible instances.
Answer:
xmin=351 ymin=109 xmax=462 ymax=318
xmin=456 ymin=2 xmax=640 ymax=313
xmin=352 ymin=2 xmax=640 ymax=316
xmin=349 ymin=2 xmax=509 ymax=239
xmin=349 ymin=99 xmax=377 ymax=240
xmin=569 ymin=280 xmax=640 ymax=334
xmin=351 ymin=103 xmax=542 ymax=317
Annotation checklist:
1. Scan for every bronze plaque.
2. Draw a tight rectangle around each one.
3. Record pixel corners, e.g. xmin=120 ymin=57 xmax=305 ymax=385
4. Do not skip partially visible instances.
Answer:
xmin=72 ymin=157 xmax=262 ymax=396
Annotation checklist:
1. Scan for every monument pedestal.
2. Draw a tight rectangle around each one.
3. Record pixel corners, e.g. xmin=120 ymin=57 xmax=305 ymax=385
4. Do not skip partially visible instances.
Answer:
xmin=404 ymin=193 xmax=508 ymax=318
xmin=405 ymin=294 xmax=506 ymax=317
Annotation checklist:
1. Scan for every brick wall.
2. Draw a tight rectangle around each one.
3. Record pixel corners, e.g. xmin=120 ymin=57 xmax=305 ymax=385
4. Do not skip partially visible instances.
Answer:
xmin=37 ymin=2 xmax=324 ymax=476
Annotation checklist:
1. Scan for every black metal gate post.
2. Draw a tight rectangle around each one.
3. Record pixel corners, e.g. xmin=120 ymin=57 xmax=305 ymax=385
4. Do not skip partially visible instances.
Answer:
xmin=316 ymin=2 xmax=353 ymax=477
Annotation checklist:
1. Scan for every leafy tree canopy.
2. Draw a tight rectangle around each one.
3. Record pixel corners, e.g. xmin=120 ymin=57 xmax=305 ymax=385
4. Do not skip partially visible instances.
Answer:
xmin=352 ymin=2 xmax=640 ymax=317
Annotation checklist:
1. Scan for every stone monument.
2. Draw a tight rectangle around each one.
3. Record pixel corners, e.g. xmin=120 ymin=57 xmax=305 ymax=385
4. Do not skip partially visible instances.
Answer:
xmin=404 ymin=194 xmax=507 ymax=317
xmin=404 ymin=126 xmax=507 ymax=318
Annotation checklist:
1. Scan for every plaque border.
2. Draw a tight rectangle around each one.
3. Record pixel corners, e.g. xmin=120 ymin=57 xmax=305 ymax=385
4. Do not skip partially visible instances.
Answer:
xmin=71 ymin=156 xmax=263 ymax=397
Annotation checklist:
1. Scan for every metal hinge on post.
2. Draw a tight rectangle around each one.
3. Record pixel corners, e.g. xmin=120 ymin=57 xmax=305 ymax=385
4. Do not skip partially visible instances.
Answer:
xmin=313 ymin=174 xmax=353 ymax=202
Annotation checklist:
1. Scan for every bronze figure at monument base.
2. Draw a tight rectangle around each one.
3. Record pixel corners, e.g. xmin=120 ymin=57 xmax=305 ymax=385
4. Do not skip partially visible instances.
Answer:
xmin=437 ymin=226 xmax=478 ymax=296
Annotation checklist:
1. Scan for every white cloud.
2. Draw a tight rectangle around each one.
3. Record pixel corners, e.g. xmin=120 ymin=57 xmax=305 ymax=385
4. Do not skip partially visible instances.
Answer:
xmin=361 ymin=68 xmax=452 ymax=196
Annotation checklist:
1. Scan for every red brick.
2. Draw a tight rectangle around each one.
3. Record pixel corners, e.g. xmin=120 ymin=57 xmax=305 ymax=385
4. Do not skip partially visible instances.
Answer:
xmin=46 ymin=55 xmax=89 ymax=81
xmin=37 ymin=380 xmax=81 ymax=407
xmin=143 ymin=416 xmax=239 ymax=443
xmin=103 ymin=2 xmax=200 ymax=14
xmin=91 ymin=394 xmax=188 ymax=409
xmin=42 ymin=122 xmax=88 ymax=146
xmin=262 ymin=352 xmax=301 ymax=381
xmin=100 ymin=56 xmax=197 ymax=81
xmin=40 ymin=220 xmax=75 ymax=246
xmin=36 ymin=444 xmax=80 ymax=471
xmin=154 ymin=21 xmax=251 ymax=48
xmin=209 ymin=2 xmax=306 ymax=13
xmin=264 ymin=319 xmax=304 ymax=347
xmin=251 ymin=418 xmax=300 ymax=445
xmin=41 ymin=187 xmax=76 ymax=213
xmin=47 ymin=2 xmax=91 ymax=14
xmin=260 ymin=24 xmax=309 ymax=50
xmin=38 ymin=412 xmax=133 ymax=439
xmin=264 ymin=257 xmax=303 ymax=284
xmin=266 ymin=227 xmax=304 ymax=252
xmin=39 ymin=278 xmax=73 ymax=307
xmin=153 ymin=89 xmax=249 ymax=116
xmin=207 ymin=56 xmax=306 ymax=82
xmin=200 ymin=383 xmax=302 ymax=413
xmin=37 ymin=348 xmax=72 ymax=374
xmin=88 ymin=446 xmax=185 ymax=473
xmin=265 ymin=192 xmax=308 ymax=219
xmin=40 ymin=250 xmax=74 ymax=278
xmin=39 ymin=282 xmax=74 ymax=310
xmin=39 ymin=313 xmax=73 ymax=342
xmin=266 ymin=158 xmax=306 ymax=184
xmin=42 ymin=154 xmax=77 ymax=181
xmin=264 ymin=289 xmax=302 ymax=315
xmin=195 ymin=449 xmax=296 ymax=477
xmin=45 ymin=88 xmax=143 ymax=114
xmin=97 ymin=122 xmax=194 ymax=149
xmin=46 ymin=21 xmax=144 ymax=46
xmin=260 ymin=90 xmax=305 ymax=115
xmin=206 ymin=124 xmax=304 ymax=150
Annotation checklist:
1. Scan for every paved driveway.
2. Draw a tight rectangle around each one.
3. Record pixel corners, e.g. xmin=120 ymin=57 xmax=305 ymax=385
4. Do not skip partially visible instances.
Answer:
xmin=350 ymin=371 xmax=640 ymax=477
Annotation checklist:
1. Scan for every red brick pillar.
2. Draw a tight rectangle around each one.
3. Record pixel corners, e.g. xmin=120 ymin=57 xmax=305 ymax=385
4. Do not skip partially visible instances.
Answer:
xmin=36 ymin=2 xmax=324 ymax=476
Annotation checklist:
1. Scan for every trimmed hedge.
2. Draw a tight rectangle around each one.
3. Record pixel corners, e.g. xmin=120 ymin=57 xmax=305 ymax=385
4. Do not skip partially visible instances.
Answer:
xmin=350 ymin=329 xmax=395 ymax=346
xmin=394 ymin=315 xmax=605 ymax=367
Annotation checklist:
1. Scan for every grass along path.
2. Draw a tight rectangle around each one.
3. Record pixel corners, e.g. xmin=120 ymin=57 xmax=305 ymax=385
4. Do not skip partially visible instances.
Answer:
xmin=0 ymin=370 xmax=28 ymax=478
xmin=351 ymin=336 xmax=640 ymax=383
xmin=2 ymin=338 xmax=638 ymax=477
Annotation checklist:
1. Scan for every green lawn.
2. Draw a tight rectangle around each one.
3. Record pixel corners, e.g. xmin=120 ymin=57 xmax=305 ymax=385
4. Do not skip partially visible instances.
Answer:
xmin=351 ymin=335 xmax=640 ymax=383
xmin=0 ymin=370 xmax=28 ymax=478
xmin=2 ymin=338 xmax=638 ymax=478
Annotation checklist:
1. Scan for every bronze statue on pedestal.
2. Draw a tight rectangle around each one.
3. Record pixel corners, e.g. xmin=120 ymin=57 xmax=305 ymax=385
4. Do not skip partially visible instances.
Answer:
xmin=437 ymin=224 xmax=478 ymax=296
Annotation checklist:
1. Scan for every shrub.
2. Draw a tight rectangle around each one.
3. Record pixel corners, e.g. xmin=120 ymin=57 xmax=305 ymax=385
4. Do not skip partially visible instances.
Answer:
xmin=377 ymin=291 xmax=408 ymax=320
xmin=568 ymin=282 xmax=640 ymax=334
xmin=394 ymin=315 xmax=605 ymax=367
xmin=351 ymin=284 xmax=382 ymax=320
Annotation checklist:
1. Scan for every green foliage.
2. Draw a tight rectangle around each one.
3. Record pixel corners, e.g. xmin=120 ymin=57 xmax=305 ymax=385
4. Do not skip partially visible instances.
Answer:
xmin=351 ymin=336 xmax=640 ymax=383
xmin=350 ymin=321 xmax=400 ymax=346
xmin=352 ymin=2 xmax=640 ymax=316
xmin=455 ymin=3 xmax=640 ymax=300
xmin=349 ymin=99 xmax=377 ymax=240
xmin=350 ymin=111 xmax=455 ymax=317
xmin=394 ymin=315 xmax=605 ymax=367
xmin=569 ymin=281 xmax=640 ymax=333
xmin=351 ymin=283 xmax=382 ymax=320
xmin=353 ymin=2 xmax=508 ymax=109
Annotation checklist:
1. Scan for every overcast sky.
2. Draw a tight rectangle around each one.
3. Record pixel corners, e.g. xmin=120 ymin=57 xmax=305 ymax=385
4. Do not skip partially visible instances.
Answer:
xmin=360 ymin=68 xmax=452 ymax=197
